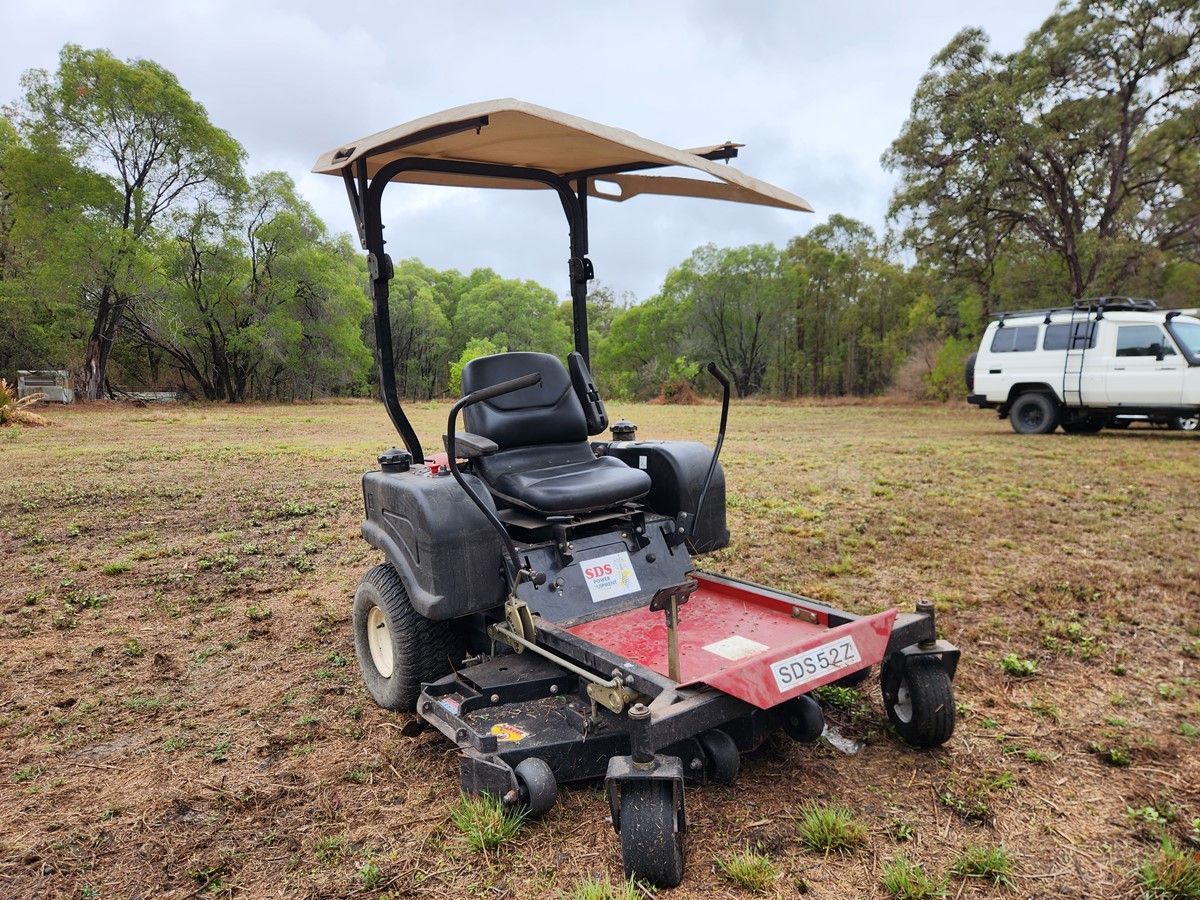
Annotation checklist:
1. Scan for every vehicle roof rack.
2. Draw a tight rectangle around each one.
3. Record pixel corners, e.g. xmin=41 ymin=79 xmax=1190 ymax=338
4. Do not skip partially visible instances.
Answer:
xmin=992 ymin=296 xmax=1159 ymax=325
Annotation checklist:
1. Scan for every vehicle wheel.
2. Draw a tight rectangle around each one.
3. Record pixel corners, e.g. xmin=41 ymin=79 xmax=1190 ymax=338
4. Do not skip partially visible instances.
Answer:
xmin=1009 ymin=392 xmax=1059 ymax=435
xmin=834 ymin=665 xmax=872 ymax=687
xmin=964 ymin=352 xmax=978 ymax=392
xmin=698 ymin=730 xmax=739 ymax=785
xmin=619 ymin=780 xmax=685 ymax=887
xmin=352 ymin=563 xmax=463 ymax=712
xmin=514 ymin=757 xmax=557 ymax=818
xmin=779 ymin=694 xmax=824 ymax=743
xmin=1062 ymin=417 xmax=1104 ymax=434
xmin=881 ymin=656 xmax=956 ymax=749
xmin=1170 ymin=414 xmax=1199 ymax=432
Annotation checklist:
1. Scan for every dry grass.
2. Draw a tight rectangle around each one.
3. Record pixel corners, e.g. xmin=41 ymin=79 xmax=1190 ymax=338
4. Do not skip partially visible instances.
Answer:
xmin=0 ymin=379 xmax=50 ymax=427
xmin=0 ymin=399 xmax=1198 ymax=897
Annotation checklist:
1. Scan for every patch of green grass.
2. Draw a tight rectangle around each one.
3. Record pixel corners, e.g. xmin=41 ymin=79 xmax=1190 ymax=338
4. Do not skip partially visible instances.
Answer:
xmin=13 ymin=764 xmax=44 ymax=783
xmin=1127 ymin=800 xmax=1179 ymax=831
xmin=716 ymin=848 xmax=777 ymax=893
xmin=813 ymin=684 xmax=861 ymax=709
xmin=795 ymin=801 xmax=867 ymax=853
xmin=451 ymin=793 xmax=525 ymax=852
xmin=313 ymin=835 xmax=347 ymax=865
xmin=1158 ymin=682 xmax=1183 ymax=702
xmin=1089 ymin=740 xmax=1132 ymax=767
xmin=207 ymin=735 xmax=232 ymax=764
xmin=162 ymin=735 xmax=188 ymax=754
xmin=122 ymin=639 xmax=144 ymax=658
xmin=881 ymin=856 xmax=947 ymax=899
xmin=246 ymin=604 xmax=271 ymax=622
xmin=890 ymin=821 xmax=916 ymax=842
xmin=1179 ymin=722 xmax=1199 ymax=739
xmin=1000 ymin=653 xmax=1038 ymax=677
xmin=951 ymin=845 xmax=1014 ymax=887
xmin=277 ymin=500 xmax=319 ymax=518
xmin=1138 ymin=838 xmax=1200 ymax=899
xmin=563 ymin=876 xmax=640 ymax=900
xmin=101 ymin=560 xmax=131 ymax=576
xmin=357 ymin=858 xmax=382 ymax=889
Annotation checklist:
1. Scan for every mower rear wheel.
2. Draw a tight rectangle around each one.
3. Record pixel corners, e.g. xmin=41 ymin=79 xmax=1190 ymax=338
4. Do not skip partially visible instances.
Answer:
xmin=619 ymin=781 xmax=685 ymax=887
xmin=352 ymin=563 xmax=462 ymax=712
xmin=514 ymin=757 xmax=557 ymax=818
xmin=881 ymin=655 xmax=955 ymax=748
xmin=698 ymin=730 xmax=740 ymax=785
xmin=780 ymin=694 xmax=824 ymax=743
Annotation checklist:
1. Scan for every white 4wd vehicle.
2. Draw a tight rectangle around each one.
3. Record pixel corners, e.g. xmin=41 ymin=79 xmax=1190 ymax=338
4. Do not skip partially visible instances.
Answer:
xmin=967 ymin=297 xmax=1200 ymax=434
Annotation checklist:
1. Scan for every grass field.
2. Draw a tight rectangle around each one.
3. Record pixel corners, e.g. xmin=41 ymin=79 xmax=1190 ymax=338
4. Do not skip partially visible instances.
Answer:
xmin=1 ymin=400 xmax=1198 ymax=899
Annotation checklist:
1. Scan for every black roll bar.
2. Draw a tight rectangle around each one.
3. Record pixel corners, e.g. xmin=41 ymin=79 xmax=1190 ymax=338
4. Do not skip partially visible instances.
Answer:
xmin=347 ymin=155 xmax=595 ymax=459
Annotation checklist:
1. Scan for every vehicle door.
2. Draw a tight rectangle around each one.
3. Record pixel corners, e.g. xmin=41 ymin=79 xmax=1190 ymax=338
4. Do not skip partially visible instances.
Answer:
xmin=1105 ymin=323 xmax=1185 ymax=407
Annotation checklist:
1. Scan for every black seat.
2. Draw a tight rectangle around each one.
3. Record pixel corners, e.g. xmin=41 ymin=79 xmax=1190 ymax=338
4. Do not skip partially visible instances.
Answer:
xmin=461 ymin=352 xmax=651 ymax=515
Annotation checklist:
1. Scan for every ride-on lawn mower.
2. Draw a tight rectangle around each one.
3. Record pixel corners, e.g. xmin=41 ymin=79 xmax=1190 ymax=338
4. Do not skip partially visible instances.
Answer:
xmin=313 ymin=100 xmax=960 ymax=887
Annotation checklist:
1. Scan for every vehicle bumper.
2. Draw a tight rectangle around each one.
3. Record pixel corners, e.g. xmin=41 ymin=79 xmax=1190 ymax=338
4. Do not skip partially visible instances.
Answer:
xmin=966 ymin=393 xmax=993 ymax=408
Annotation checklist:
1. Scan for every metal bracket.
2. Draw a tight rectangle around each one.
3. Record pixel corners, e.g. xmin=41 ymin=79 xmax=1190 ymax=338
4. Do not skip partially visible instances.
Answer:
xmin=568 ymin=256 xmax=595 ymax=281
xmin=587 ymin=678 xmax=639 ymax=715
xmin=504 ymin=598 xmax=536 ymax=648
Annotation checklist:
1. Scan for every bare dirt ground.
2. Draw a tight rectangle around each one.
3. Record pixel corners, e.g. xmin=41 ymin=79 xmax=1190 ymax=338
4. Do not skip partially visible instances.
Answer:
xmin=1 ymin=400 xmax=1197 ymax=899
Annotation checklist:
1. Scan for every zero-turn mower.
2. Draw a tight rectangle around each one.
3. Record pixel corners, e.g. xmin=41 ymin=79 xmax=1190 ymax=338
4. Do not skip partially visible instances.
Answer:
xmin=313 ymin=100 xmax=959 ymax=887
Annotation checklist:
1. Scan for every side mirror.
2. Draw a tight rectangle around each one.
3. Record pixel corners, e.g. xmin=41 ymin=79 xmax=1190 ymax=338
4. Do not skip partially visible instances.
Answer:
xmin=1152 ymin=343 xmax=1165 ymax=361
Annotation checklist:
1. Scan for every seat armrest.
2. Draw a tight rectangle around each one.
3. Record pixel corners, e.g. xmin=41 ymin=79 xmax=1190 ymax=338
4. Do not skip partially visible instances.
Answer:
xmin=444 ymin=431 xmax=499 ymax=459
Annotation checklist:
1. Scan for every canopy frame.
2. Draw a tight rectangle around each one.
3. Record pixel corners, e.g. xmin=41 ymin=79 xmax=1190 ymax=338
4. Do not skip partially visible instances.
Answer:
xmin=339 ymin=118 xmax=744 ymax=463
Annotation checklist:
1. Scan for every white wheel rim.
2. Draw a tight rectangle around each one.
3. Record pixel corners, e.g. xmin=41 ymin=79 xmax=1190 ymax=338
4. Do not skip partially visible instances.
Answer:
xmin=894 ymin=681 xmax=914 ymax=723
xmin=367 ymin=606 xmax=393 ymax=678
xmin=1180 ymin=416 xmax=1198 ymax=432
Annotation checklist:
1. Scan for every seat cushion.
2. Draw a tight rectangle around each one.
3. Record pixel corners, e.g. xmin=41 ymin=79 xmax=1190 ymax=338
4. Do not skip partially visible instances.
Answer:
xmin=477 ymin=443 xmax=652 ymax=515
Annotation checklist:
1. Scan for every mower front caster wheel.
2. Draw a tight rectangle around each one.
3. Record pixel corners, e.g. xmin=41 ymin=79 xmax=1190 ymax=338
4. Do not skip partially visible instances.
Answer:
xmin=881 ymin=655 xmax=956 ymax=748
xmin=619 ymin=781 xmax=685 ymax=888
xmin=514 ymin=757 xmax=557 ymax=818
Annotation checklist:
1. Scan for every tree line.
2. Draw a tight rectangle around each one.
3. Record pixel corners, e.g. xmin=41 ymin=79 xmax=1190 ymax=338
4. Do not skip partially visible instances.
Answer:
xmin=1 ymin=1 xmax=1196 ymax=404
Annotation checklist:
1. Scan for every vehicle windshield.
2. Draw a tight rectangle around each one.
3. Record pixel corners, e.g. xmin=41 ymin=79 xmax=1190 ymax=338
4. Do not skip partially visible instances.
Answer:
xmin=1173 ymin=320 xmax=1200 ymax=356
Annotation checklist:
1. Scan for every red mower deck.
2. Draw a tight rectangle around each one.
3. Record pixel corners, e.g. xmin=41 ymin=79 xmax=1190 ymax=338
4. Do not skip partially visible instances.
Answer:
xmin=568 ymin=573 xmax=896 ymax=708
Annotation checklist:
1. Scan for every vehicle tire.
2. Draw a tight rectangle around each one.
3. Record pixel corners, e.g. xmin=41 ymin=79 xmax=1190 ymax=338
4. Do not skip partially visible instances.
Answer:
xmin=964 ymin=352 xmax=978 ymax=392
xmin=779 ymin=694 xmax=824 ymax=743
xmin=352 ymin=563 xmax=463 ymax=712
xmin=834 ymin=665 xmax=872 ymax=687
xmin=1009 ymin=392 xmax=1059 ymax=435
xmin=514 ymin=757 xmax=557 ymax=818
xmin=1169 ymin=414 xmax=1199 ymax=432
xmin=698 ymin=730 xmax=740 ymax=785
xmin=619 ymin=780 xmax=685 ymax=887
xmin=1062 ymin=418 xmax=1104 ymax=434
xmin=881 ymin=655 xmax=956 ymax=749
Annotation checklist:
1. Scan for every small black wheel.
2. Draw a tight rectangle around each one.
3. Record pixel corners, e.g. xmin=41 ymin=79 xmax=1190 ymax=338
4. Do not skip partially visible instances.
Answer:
xmin=514 ymin=757 xmax=557 ymax=818
xmin=1010 ymin=392 xmax=1060 ymax=435
xmin=834 ymin=665 xmax=872 ymax=687
xmin=881 ymin=656 xmax=956 ymax=748
xmin=352 ymin=563 xmax=463 ymax=712
xmin=619 ymin=780 xmax=685 ymax=888
xmin=779 ymin=694 xmax=824 ymax=743
xmin=1170 ymin=414 xmax=1199 ymax=432
xmin=698 ymin=730 xmax=739 ymax=785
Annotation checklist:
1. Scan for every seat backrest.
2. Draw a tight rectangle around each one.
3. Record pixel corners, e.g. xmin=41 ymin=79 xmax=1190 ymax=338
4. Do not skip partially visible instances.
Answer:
xmin=462 ymin=352 xmax=587 ymax=450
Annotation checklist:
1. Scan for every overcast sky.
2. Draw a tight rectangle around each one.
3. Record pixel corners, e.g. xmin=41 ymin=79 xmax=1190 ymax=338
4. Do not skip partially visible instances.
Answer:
xmin=1 ymin=0 xmax=1054 ymax=300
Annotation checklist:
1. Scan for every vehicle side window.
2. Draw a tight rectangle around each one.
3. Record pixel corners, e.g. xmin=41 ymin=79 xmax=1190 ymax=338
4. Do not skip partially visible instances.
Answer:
xmin=1115 ymin=324 xmax=1176 ymax=357
xmin=1043 ymin=322 xmax=1097 ymax=350
xmin=991 ymin=325 xmax=1038 ymax=353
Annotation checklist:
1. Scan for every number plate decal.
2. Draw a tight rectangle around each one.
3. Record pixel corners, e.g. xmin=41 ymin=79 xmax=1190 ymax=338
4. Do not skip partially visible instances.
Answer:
xmin=770 ymin=637 xmax=862 ymax=693
xmin=581 ymin=551 xmax=641 ymax=603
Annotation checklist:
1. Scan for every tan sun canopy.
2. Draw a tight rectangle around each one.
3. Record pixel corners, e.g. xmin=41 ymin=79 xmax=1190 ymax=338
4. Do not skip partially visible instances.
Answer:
xmin=312 ymin=98 xmax=812 ymax=213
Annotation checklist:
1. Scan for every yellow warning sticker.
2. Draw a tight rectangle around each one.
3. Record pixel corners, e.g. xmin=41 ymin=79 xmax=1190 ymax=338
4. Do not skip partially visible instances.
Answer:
xmin=490 ymin=723 xmax=527 ymax=743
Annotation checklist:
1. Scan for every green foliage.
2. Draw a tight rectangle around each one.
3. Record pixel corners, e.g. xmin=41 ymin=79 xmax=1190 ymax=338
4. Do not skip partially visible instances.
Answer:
xmin=716 ymin=848 xmax=778 ymax=892
xmin=449 ymin=337 xmax=506 ymax=396
xmin=1138 ymin=839 xmax=1200 ymax=899
xmin=882 ymin=856 xmax=947 ymax=899
xmin=1000 ymin=654 xmax=1038 ymax=677
xmin=563 ymin=876 xmax=640 ymax=900
xmin=450 ymin=793 xmax=525 ymax=851
xmin=951 ymin=845 xmax=1014 ymax=887
xmin=796 ymin=802 xmax=868 ymax=852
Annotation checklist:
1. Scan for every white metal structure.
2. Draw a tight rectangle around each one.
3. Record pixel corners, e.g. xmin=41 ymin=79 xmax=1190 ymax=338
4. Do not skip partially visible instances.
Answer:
xmin=967 ymin=299 xmax=1200 ymax=434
